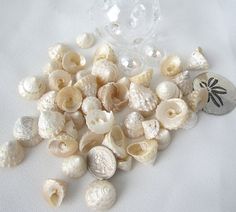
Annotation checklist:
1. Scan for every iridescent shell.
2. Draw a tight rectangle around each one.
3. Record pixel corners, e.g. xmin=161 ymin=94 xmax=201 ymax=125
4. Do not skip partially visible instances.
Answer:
xmin=37 ymin=91 xmax=59 ymax=112
xmin=187 ymin=47 xmax=209 ymax=70
xmin=48 ymin=43 xmax=70 ymax=62
xmin=160 ymin=55 xmax=182 ymax=77
xmin=156 ymin=81 xmax=181 ymax=100
xmin=156 ymin=129 xmax=171 ymax=151
xmin=142 ymin=119 xmax=160 ymax=140
xmin=81 ymin=96 xmax=102 ymax=115
xmin=187 ymin=88 xmax=208 ymax=112
xmin=94 ymin=44 xmax=117 ymax=63
xmin=64 ymin=111 xmax=85 ymax=130
xmin=48 ymin=70 xmax=72 ymax=91
xmin=76 ymin=32 xmax=95 ymax=49
xmin=130 ymin=68 xmax=153 ymax=87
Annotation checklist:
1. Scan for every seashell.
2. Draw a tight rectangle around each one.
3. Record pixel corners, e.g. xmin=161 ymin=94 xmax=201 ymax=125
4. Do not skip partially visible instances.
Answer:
xmin=127 ymin=139 xmax=158 ymax=165
xmin=102 ymin=125 xmax=127 ymax=159
xmin=98 ymin=82 xmax=128 ymax=112
xmin=92 ymin=59 xmax=119 ymax=85
xmin=62 ymin=51 xmax=86 ymax=74
xmin=156 ymin=128 xmax=171 ymax=151
xmin=75 ymin=69 xmax=91 ymax=81
xmin=74 ymin=74 xmax=97 ymax=97
xmin=18 ymin=76 xmax=46 ymax=100
xmin=48 ymin=70 xmax=72 ymax=91
xmin=81 ymin=96 xmax=102 ymax=115
xmin=64 ymin=111 xmax=85 ymax=130
xmin=37 ymin=91 xmax=59 ymax=112
xmin=94 ymin=44 xmax=117 ymax=63
xmin=85 ymin=110 xmax=114 ymax=134
xmin=156 ymin=81 xmax=181 ymax=100
xmin=13 ymin=116 xmax=42 ymax=147
xmin=160 ymin=55 xmax=182 ymax=77
xmin=61 ymin=155 xmax=87 ymax=178
xmin=79 ymin=131 xmax=104 ymax=154
xmin=142 ymin=119 xmax=160 ymax=140
xmin=43 ymin=179 xmax=67 ymax=207
xmin=180 ymin=112 xmax=198 ymax=130
xmin=56 ymin=86 xmax=82 ymax=113
xmin=38 ymin=111 xmax=65 ymax=139
xmin=63 ymin=120 xmax=79 ymax=140
xmin=85 ymin=180 xmax=116 ymax=210
xmin=117 ymin=77 xmax=131 ymax=89
xmin=187 ymin=47 xmax=209 ymax=70
xmin=0 ymin=141 xmax=25 ymax=168
xmin=117 ymin=156 xmax=133 ymax=171
xmin=187 ymin=88 xmax=208 ymax=112
xmin=124 ymin=112 xmax=144 ymax=138
xmin=130 ymin=68 xmax=153 ymax=87
xmin=48 ymin=133 xmax=78 ymax=157
xmin=76 ymin=32 xmax=95 ymax=49
xmin=156 ymin=98 xmax=189 ymax=130
xmin=128 ymin=82 xmax=159 ymax=113
xmin=43 ymin=60 xmax=63 ymax=75
xmin=48 ymin=43 xmax=70 ymax=62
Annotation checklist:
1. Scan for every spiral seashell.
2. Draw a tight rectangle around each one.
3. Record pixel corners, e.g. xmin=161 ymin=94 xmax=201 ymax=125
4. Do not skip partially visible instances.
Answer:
xmin=81 ymin=96 xmax=102 ymax=115
xmin=76 ymin=32 xmax=95 ymax=49
xmin=43 ymin=60 xmax=63 ymax=75
xmin=160 ymin=55 xmax=182 ymax=77
xmin=64 ymin=111 xmax=85 ymax=130
xmin=127 ymin=139 xmax=158 ymax=165
xmin=142 ymin=119 xmax=160 ymax=140
xmin=187 ymin=88 xmax=208 ymax=112
xmin=18 ymin=76 xmax=46 ymax=100
xmin=187 ymin=47 xmax=209 ymax=70
xmin=117 ymin=156 xmax=133 ymax=171
xmin=43 ymin=179 xmax=67 ymax=207
xmin=37 ymin=91 xmax=59 ymax=112
xmin=48 ymin=70 xmax=72 ymax=91
xmin=180 ymin=112 xmax=198 ymax=130
xmin=156 ymin=98 xmax=189 ymax=130
xmin=0 ymin=141 xmax=25 ymax=168
xmin=156 ymin=129 xmax=171 ymax=151
xmin=94 ymin=44 xmax=117 ymax=63
xmin=156 ymin=81 xmax=182 ymax=100
xmin=130 ymin=68 xmax=153 ymax=87
xmin=63 ymin=120 xmax=79 ymax=140
xmin=48 ymin=43 xmax=70 ymax=62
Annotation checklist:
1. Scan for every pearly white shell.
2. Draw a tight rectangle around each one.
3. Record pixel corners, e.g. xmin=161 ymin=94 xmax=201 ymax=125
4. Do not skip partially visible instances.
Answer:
xmin=187 ymin=88 xmax=208 ymax=112
xmin=187 ymin=47 xmax=209 ymax=70
xmin=48 ymin=70 xmax=72 ymax=91
xmin=43 ymin=60 xmax=63 ymax=75
xmin=37 ymin=91 xmax=59 ymax=112
xmin=48 ymin=43 xmax=70 ymax=62
xmin=160 ymin=55 xmax=182 ymax=77
xmin=94 ymin=44 xmax=117 ymax=63
xmin=156 ymin=129 xmax=171 ymax=151
xmin=156 ymin=81 xmax=181 ymax=100
xmin=76 ymin=32 xmax=95 ymax=49
xmin=75 ymin=69 xmax=91 ymax=81
xmin=81 ymin=96 xmax=102 ymax=115
xmin=64 ymin=111 xmax=85 ymax=130
xmin=142 ymin=119 xmax=160 ymax=140
xmin=63 ymin=120 xmax=79 ymax=140
xmin=117 ymin=156 xmax=133 ymax=171
xmin=130 ymin=68 xmax=153 ymax=87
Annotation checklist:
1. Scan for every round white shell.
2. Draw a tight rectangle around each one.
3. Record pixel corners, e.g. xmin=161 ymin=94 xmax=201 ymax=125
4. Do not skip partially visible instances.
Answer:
xmin=48 ymin=43 xmax=70 ymax=62
xmin=76 ymin=32 xmax=95 ymax=49
xmin=48 ymin=70 xmax=72 ymax=91
xmin=160 ymin=55 xmax=182 ymax=77
xmin=156 ymin=129 xmax=171 ymax=151
xmin=37 ymin=91 xmax=59 ymax=112
xmin=142 ymin=119 xmax=160 ymax=140
xmin=43 ymin=60 xmax=63 ymax=75
xmin=94 ymin=44 xmax=117 ymax=63
xmin=81 ymin=96 xmax=102 ymax=115
xmin=156 ymin=81 xmax=181 ymax=100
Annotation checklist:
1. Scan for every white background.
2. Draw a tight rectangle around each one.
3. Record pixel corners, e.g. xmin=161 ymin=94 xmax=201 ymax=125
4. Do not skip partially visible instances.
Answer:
xmin=0 ymin=0 xmax=236 ymax=211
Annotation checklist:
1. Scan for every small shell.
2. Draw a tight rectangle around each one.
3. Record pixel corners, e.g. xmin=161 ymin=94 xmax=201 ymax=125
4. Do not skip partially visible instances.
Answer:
xmin=38 ymin=111 xmax=65 ymax=139
xmin=56 ymin=86 xmax=82 ymax=112
xmin=187 ymin=47 xmax=209 ymax=70
xmin=37 ymin=91 xmax=59 ymax=112
xmin=94 ymin=44 xmax=117 ymax=63
xmin=48 ymin=70 xmax=72 ymax=91
xmin=63 ymin=120 xmax=79 ymax=139
xmin=13 ymin=116 xmax=41 ymax=147
xmin=160 ymin=55 xmax=182 ymax=77
xmin=180 ymin=112 xmax=198 ymax=130
xmin=130 ymin=68 xmax=153 ymax=87
xmin=43 ymin=179 xmax=67 ymax=207
xmin=64 ymin=111 xmax=85 ymax=130
xmin=156 ymin=81 xmax=181 ymax=100
xmin=124 ymin=112 xmax=144 ymax=138
xmin=85 ymin=180 xmax=116 ymax=210
xmin=92 ymin=59 xmax=119 ymax=85
xmin=117 ymin=156 xmax=133 ymax=171
xmin=187 ymin=88 xmax=208 ymax=112
xmin=48 ymin=133 xmax=78 ymax=157
xmin=76 ymin=32 xmax=95 ymax=49
xmin=156 ymin=129 xmax=171 ymax=151
xmin=62 ymin=51 xmax=86 ymax=74
xmin=156 ymin=98 xmax=189 ymax=130
xmin=18 ymin=76 xmax=46 ymax=100
xmin=43 ymin=60 xmax=63 ymax=75
xmin=142 ymin=119 xmax=160 ymax=140
xmin=127 ymin=139 xmax=158 ymax=165
xmin=85 ymin=110 xmax=114 ymax=134
xmin=81 ymin=96 xmax=102 ymax=115
xmin=75 ymin=69 xmax=91 ymax=81
xmin=62 ymin=155 xmax=87 ymax=178
xmin=48 ymin=43 xmax=70 ymax=62
xmin=0 ymin=141 xmax=25 ymax=167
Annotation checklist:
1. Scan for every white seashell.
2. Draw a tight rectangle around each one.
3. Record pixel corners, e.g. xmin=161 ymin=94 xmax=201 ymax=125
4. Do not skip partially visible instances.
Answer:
xmin=48 ymin=43 xmax=70 ymax=62
xmin=127 ymin=139 xmax=158 ymax=165
xmin=92 ymin=59 xmax=119 ymax=85
xmin=56 ymin=86 xmax=82 ymax=113
xmin=76 ymin=32 xmax=95 ymax=49
xmin=156 ymin=81 xmax=181 ymax=100
xmin=142 ymin=119 xmax=160 ymax=140
xmin=18 ymin=76 xmax=46 ymax=100
xmin=117 ymin=77 xmax=131 ymax=89
xmin=0 ymin=141 xmax=25 ymax=167
xmin=117 ymin=156 xmax=133 ymax=171
xmin=124 ymin=112 xmax=144 ymax=138
xmin=94 ymin=44 xmax=117 ymax=63
xmin=13 ymin=116 xmax=41 ymax=147
xmin=48 ymin=133 xmax=78 ymax=157
xmin=86 ymin=110 xmax=114 ymax=134
xmin=62 ymin=155 xmax=87 ymax=178
xmin=85 ymin=180 xmax=116 ymax=210
xmin=43 ymin=179 xmax=67 ymax=207
xmin=64 ymin=111 xmax=85 ymax=130
xmin=187 ymin=88 xmax=208 ymax=112
xmin=156 ymin=98 xmax=189 ymax=130
xmin=38 ymin=111 xmax=65 ymax=139
xmin=160 ymin=55 xmax=182 ymax=77
xmin=63 ymin=120 xmax=79 ymax=139
xmin=48 ymin=70 xmax=72 ymax=91
xmin=187 ymin=47 xmax=209 ymax=70
xmin=75 ymin=69 xmax=91 ymax=81
xmin=43 ymin=60 xmax=63 ymax=75
xmin=180 ymin=112 xmax=198 ymax=130
xmin=130 ymin=68 xmax=153 ymax=87
xmin=81 ymin=96 xmax=102 ymax=115
xmin=37 ymin=91 xmax=59 ymax=112
xmin=156 ymin=129 xmax=171 ymax=151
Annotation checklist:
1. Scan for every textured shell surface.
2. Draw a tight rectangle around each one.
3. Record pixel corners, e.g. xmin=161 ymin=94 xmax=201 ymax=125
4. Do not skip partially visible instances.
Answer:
xmin=156 ymin=81 xmax=181 ymax=100
xmin=63 ymin=120 xmax=79 ymax=139
xmin=0 ymin=141 xmax=25 ymax=167
xmin=64 ymin=111 xmax=85 ymax=130
xmin=43 ymin=60 xmax=63 ymax=75
xmin=187 ymin=47 xmax=209 ymax=70
xmin=75 ymin=69 xmax=91 ymax=81
xmin=160 ymin=55 xmax=182 ymax=77
xmin=37 ymin=91 xmax=59 ymax=112
xmin=48 ymin=70 xmax=72 ymax=91
xmin=81 ymin=96 xmax=102 ymax=115
xmin=85 ymin=180 xmax=116 ymax=210
xmin=117 ymin=77 xmax=131 ymax=89
xmin=130 ymin=68 xmax=153 ymax=87
xmin=48 ymin=43 xmax=70 ymax=62
xmin=156 ymin=128 xmax=171 ymax=151
xmin=117 ymin=155 xmax=133 ymax=171
xmin=142 ymin=119 xmax=160 ymax=140
xmin=181 ymin=112 xmax=198 ymax=130
xmin=187 ymin=88 xmax=208 ymax=112
xmin=76 ymin=32 xmax=95 ymax=49
xmin=94 ymin=44 xmax=117 ymax=63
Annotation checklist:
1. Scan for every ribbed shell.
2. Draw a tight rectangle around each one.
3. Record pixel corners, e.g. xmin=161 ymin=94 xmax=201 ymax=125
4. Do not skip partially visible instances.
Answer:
xmin=93 ymin=44 xmax=117 ymax=63
xmin=187 ymin=88 xmax=208 ymax=112
xmin=130 ymin=68 xmax=153 ymax=87
xmin=172 ymin=71 xmax=193 ymax=95
xmin=37 ymin=91 xmax=59 ymax=112
xmin=187 ymin=47 xmax=209 ymax=70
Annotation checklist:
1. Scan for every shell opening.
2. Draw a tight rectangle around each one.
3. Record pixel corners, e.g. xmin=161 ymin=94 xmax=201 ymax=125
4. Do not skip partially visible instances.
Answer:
xmin=128 ymin=143 xmax=147 ymax=156
xmin=50 ymin=191 xmax=60 ymax=207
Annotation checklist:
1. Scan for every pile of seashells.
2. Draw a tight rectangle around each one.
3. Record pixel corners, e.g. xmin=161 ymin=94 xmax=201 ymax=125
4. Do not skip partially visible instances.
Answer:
xmin=0 ymin=32 xmax=211 ymax=210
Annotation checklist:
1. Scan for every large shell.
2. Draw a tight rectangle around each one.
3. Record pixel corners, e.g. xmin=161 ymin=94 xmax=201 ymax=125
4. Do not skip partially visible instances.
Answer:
xmin=156 ymin=81 xmax=182 ymax=100
xmin=156 ymin=98 xmax=189 ymax=130
xmin=142 ymin=119 xmax=160 ymax=140
xmin=127 ymin=139 xmax=158 ymax=165
xmin=85 ymin=110 xmax=114 ymax=134
xmin=56 ymin=86 xmax=82 ymax=113
xmin=37 ymin=91 xmax=59 ymax=112
xmin=38 ymin=111 xmax=65 ymax=139
xmin=43 ymin=179 xmax=67 ymax=207
xmin=81 ymin=96 xmax=102 ymax=115
xmin=18 ymin=76 xmax=46 ymax=100
xmin=94 ymin=44 xmax=117 ymax=63
xmin=43 ymin=60 xmax=63 ymax=75
xmin=63 ymin=120 xmax=79 ymax=140
xmin=48 ymin=70 xmax=72 ymax=91
xmin=85 ymin=180 xmax=117 ymax=210
xmin=130 ymin=68 xmax=153 ymax=87
xmin=187 ymin=47 xmax=209 ymax=70
xmin=48 ymin=43 xmax=70 ymax=62
xmin=187 ymin=88 xmax=208 ymax=112
xmin=117 ymin=156 xmax=133 ymax=171
xmin=156 ymin=129 xmax=171 ymax=151
xmin=160 ymin=55 xmax=182 ymax=77
xmin=48 ymin=133 xmax=78 ymax=157
xmin=64 ymin=111 xmax=85 ymax=130
xmin=76 ymin=32 xmax=95 ymax=49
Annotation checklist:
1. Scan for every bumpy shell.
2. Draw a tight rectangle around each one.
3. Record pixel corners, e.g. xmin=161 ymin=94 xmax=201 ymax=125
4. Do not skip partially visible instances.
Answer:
xmin=81 ymin=96 xmax=102 ymax=115
xmin=62 ymin=155 xmax=87 ymax=178
xmin=38 ymin=111 xmax=65 ymax=139
xmin=13 ymin=116 xmax=41 ymax=147
xmin=187 ymin=88 xmax=208 ymax=112
xmin=48 ymin=70 xmax=72 ymax=91
xmin=75 ymin=69 xmax=91 ymax=81
xmin=160 ymin=55 xmax=182 ymax=77
xmin=43 ymin=179 xmax=67 ymax=207
xmin=76 ymin=32 xmax=95 ymax=49
xmin=64 ymin=111 xmax=85 ymax=130
xmin=127 ymin=139 xmax=158 ymax=165
xmin=117 ymin=156 xmax=133 ymax=171
xmin=63 ymin=120 xmax=79 ymax=140
xmin=156 ymin=129 xmax=171 ymax=151
xmin=181 ymin=112 xmax=198 ymax=130
xmin=48 ymin=133 xmax=78 ymax=157
xmin=43 ymin=60 xmax=63 ymax=75
xmin=37 ymin=91 xmax=59 ymax=112
xmin=156 ymin=98 xmax=189 ymax=130
xmin=48 ymin=43 xmax=70 ymax=62
xmin=130 ymin=68 xmax=153 ymax=87
xmin=18 ymin=76 xmax=46 ymax=100
xmin=142 ymin=119 xmax=160 ymax=140
xmin=85 ymin=180 xmax=116 ymax=210
xmin=94 ymin=44 xmax=117 ymax=63
xmin=85 ymin=110 xmax=114 ymax=134
xmin=187 ymin=47 xmax=209 ymax=70
xmin=56 ymin=86 xmax=82 ymax=113
xmin=156 ymin=81 xmax=182 ymax=100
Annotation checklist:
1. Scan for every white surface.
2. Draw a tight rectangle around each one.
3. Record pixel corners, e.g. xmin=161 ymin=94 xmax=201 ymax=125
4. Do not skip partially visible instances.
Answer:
xmin=0 ymin=0 xmax=236 ymax=212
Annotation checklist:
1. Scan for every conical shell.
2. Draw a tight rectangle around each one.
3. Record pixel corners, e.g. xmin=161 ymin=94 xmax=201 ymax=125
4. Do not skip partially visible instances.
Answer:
xmin=94 ymin=44 xmax=117 ymax=63
xmin=63 ymin=120 xmax=79 ymax=140
xmin=43 ymin=60 xmax=63 ymax=75
xmin=64 ymin=111 xmax=85 ymax=130
xmin=187 ymin=88 xmax=208 ymax=112
xmin=81 ymin=96 xmax=102 ymax=115
xmin=156 ymin=81 xmax=181 ymax=100
xmin=142 ymin=119 xmax=160 ymax=140
xmin=156 ymin=129 xmax=171 ymax=151
xmin=117 ymin=156 xmax=133 ymax=171
xmin=48 ymin=70 xmax=72 ymax=91
xmin=76 ymin=32 xmax=95 ymax=49
xmin=130 ymin=68 xmax=153 ymax=87
xmin=187 ymin=47 xmax=209 ymax=70
xmin=48 ymin=43 xmax=70 ymax=62
xmin=160 ymin=55 xmax=182 ymax=77
xmin=117 ymin=77 xmax=131 ymax=89
xmin=37 ymin=91 xmax=59 ymax=112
